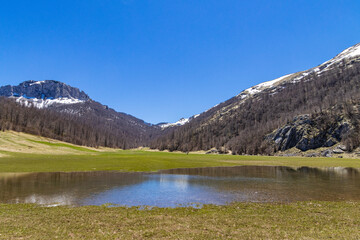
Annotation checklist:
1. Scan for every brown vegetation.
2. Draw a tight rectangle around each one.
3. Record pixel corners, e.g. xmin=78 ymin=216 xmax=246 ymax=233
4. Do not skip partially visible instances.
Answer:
xmin=0 ymin=98 xmax=157 ymax=149
xmin=150 ymin=59 xmax=360 ymax=155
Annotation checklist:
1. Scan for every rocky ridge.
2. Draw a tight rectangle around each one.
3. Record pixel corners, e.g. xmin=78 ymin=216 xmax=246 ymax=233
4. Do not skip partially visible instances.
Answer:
xmin=266 ymin=114 xmax=351 ymax=152
xmin=0 ymin=80 xmax=89 ymax=101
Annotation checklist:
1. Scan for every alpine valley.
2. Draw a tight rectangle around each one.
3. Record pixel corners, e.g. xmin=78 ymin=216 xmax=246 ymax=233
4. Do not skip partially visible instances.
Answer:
xmin=2 ymin=43 xmax=360 ymax=156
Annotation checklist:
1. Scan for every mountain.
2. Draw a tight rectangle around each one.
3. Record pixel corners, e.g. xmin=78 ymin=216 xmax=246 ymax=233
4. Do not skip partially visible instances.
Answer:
xmin=150 ymin=43 xmax=360 ymax=155
xmin=0 ymin=80 xmax=161 ymax=148
xmin=0 ymin=80 xmax=89 ymax=108
xmin=2 ymin=43 xmax=360 ymax=154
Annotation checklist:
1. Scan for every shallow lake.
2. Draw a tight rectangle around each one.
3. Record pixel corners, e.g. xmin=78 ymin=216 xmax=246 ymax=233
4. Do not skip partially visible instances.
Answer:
xmin=1 ymin=166 xmax=360 ymax=207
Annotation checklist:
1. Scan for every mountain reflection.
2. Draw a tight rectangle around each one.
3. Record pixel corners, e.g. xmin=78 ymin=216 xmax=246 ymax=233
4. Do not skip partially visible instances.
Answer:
xmin=0 ymin=166 xmax=359 ymax=207
xmin=0 ymin=172 xmax=146 ymax=206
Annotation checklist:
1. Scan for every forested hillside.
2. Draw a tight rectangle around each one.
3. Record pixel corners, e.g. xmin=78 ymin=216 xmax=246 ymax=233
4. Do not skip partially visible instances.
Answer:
xmin=150 ymin=45 xmax=360 ymax=154
xmin=0 ymin=80 xmax=163 ymax=149
xmin=0 ymin=97 xmax=160 ymax=149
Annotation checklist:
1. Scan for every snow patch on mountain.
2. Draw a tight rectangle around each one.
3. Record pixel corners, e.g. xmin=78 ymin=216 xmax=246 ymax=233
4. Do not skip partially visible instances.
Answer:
xmin=29 ymin=81 xmax=46 ymax=86
xmin=158 ymin=112 xmax=202 ymax=129
xmin=15 ymin=96 xmax=85 ymax=108
xmin=328 ymin=43 xmax=360 ymax=63
xmin=237 ymin=73 xmax=294 ymax=99
xmin=292 ymin=43 xmax=360 ymax=83
xmin=159 ymin=118 xmax=190 ymax=129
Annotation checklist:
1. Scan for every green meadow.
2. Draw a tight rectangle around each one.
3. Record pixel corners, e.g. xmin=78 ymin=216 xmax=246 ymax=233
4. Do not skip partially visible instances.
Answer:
xmin=1 ymin=150 xmax=360 ymax=173
xmin=0 ymin=147 xmax=360 ymax=172
xmin=1 ymin=131 xmax=360 ymax=239
xmin=1 ymin=131 xmax=360 ymax=173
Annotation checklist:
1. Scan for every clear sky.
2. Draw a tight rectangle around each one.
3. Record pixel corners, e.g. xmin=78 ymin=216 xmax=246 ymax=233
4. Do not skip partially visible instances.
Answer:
xmin=1 ymin=0 xmax=360 ymax=124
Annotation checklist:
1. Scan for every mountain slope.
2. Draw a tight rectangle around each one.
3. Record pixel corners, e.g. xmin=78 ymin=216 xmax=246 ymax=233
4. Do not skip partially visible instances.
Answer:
xmin=150 ymin=43 xmax=360 ymax=154
xmin=0 ymin=80 xmax=161 ymax=148
xmin=0 ymin=131 xmax=102 ymax=155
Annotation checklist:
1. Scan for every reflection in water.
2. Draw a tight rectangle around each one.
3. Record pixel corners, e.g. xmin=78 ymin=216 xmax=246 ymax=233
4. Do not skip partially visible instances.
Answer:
xmin=0 ymin=172 xmax=146 ymax=206
xmin=0 ymin=166 xmax=359 ymax=207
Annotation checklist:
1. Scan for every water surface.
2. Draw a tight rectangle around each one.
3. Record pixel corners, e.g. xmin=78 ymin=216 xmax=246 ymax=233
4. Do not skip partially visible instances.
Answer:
xmin=0 ymin=166 xmax=359 ymax=207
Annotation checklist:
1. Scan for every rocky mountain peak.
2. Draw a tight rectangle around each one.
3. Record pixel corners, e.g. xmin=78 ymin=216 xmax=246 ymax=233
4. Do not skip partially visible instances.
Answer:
xmin=0 ymin=80 xmax=90 ymax=101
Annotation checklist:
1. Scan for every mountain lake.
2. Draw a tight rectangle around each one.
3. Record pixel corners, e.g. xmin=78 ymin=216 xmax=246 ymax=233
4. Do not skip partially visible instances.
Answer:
xmin=1 ymin=166 xmax=359 ymax=207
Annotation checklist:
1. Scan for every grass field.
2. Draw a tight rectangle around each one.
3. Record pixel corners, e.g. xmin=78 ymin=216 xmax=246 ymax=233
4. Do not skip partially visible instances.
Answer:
xmin=0 ymin=202 xmax=359 ymax=239
xmin=0 ymin=131 xmax=106 ymax=155
xmin=1 ymin=131 xmax=360 ymax=239
xmin=1 ymin=149 xmax=360 ymax=173
xmin=1 ymin=130 xmax=360 ymax=173
xmin=2 ymin=145 xmax=360 ymax=173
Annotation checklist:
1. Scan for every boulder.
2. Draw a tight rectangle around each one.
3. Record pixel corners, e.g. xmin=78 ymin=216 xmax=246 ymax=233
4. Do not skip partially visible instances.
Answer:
xmin=333 ymin=149 xmax=344 ymax=154
xmin=337 ymin=145 xmax=347 ymax=151
xmin=321 ymin=150 xmax=333 ymax=157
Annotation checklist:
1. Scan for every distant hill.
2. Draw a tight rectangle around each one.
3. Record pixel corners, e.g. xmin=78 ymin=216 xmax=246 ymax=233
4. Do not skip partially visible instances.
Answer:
xmin=150 ymin=43 xmax=360 ymax=155
xmin=0 ymin=80 xmax=162 ymax=148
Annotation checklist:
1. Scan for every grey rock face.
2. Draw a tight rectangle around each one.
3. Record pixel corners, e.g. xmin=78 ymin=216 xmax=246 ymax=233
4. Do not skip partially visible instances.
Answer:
xmin=324 ymin=138 xmax=337 ymax=147
xmin=267 ymin=114 xmax=350 ymax=152
xmin=0 ymin=80 xmax=90 ymax=101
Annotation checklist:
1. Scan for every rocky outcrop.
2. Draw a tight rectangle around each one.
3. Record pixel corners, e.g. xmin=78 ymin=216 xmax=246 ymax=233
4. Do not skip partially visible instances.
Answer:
xmin=267 ymin=114 xmax=350 ymax=152
xmin=0 ymin=80 xmax=90 ymax=101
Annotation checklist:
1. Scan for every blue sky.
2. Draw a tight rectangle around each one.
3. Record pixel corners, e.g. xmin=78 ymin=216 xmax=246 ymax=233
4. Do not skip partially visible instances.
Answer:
xmin=1 ymin=0 xmax=360 ymax=124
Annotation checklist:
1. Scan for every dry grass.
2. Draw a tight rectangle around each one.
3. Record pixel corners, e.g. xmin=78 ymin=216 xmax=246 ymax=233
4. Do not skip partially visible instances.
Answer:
xmin=0 ymin=131 xmax=107 ymax=155
xmin=0 ymin=201 xmax=359 ymax=239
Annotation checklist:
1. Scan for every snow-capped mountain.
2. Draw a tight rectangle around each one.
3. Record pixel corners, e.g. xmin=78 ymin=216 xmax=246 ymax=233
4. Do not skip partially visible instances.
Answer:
xmin=157 ymin=44 xmax=360 ymax=131
xmin=0 ymin=80 xmax=163 ymax=148
xmin=249 ymin=43 xmax=360 ymax=95
xmin=202 ymin=42 xmax=360 ymax=119
xmin=150 ymin=42 xmax=360 ymax=154
xmin=238 ymin=43 xmax=360 ymax=100
xmin=0 ymin=80 xmax=89 ymax=108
